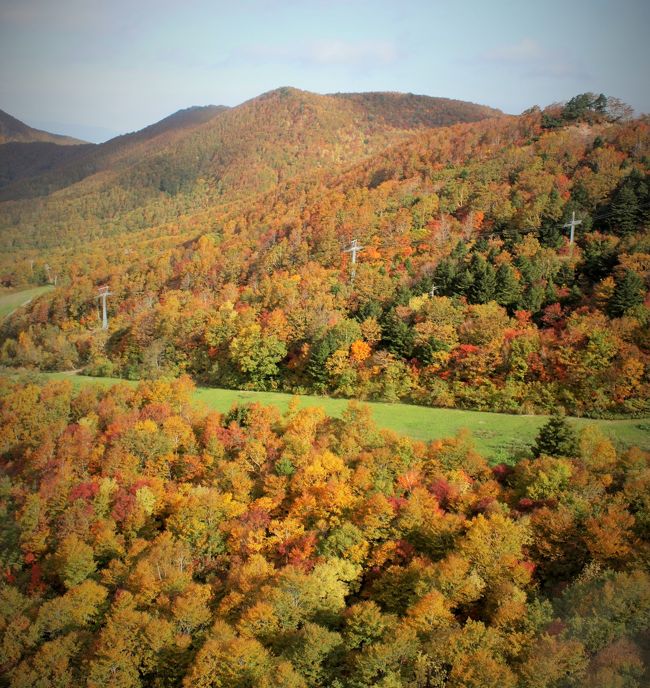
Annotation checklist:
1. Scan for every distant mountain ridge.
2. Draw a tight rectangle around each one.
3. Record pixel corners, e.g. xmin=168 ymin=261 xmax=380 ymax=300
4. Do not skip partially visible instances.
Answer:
xmin=331 ymin=91 xmax=502 ymax=128
xmin=103 ymin=105 xmax=229 ymax=148
xmin=0 ymin=109 xmax=87 ymax=145
xmin=0 ymin=88 xmax=501 ymax=209
xmin=0 ymin=105 xmax=230 ymax=199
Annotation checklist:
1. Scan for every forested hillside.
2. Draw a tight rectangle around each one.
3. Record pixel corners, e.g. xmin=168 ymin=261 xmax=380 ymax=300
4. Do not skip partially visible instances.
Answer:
xmin=0 ymin=92 xmax=648 ymax=416
xmin=0 ymin=89 xmax=500 ymax=241
xmin=0 ymin=110 xmax=85 ymax=146
xmin=0 ymin=89 xmax=649 ymax=687
xmin=0 ymin=106 xmax=226 ymax=198
xmin=0 ymin=376 xmax=648 ymax=687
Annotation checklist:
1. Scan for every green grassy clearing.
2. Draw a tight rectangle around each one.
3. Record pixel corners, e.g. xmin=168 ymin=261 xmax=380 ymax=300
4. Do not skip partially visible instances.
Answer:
xmin=0 ymin=286 xmax=54 ymax=320
xmin=29 ymin=371 xmax=650 ymax=461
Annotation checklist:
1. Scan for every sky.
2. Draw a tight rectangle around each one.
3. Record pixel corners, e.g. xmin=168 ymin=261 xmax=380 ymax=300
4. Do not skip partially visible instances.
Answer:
xmin=1 ymin=0 xmax=648 ymax=142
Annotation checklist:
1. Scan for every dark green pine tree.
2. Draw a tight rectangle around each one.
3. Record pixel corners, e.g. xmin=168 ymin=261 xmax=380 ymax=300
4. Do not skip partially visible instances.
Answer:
xmin=581 ymin=235 xmax=618 ymax=282
xmin=495 ymin=263 xmax=522 ymax=308
xmin=381 ymin=309 xmax=415 ymax=358
xmin=520 ymin=283 xmax=545 ymax=314
xmin=634 ymin=170 xmax=650 ymax=226
xmin=561 ymin=93 xmax=599 ymax=122
xmin=533 ymin=412 xmax=579 ymax=457
xmin=451 ymin=240 xmax=468 ymax=261
xmin=607 ymin=269 xmax=645 ymax=317
xmin=433 ymin=258 xmax=457 ymax=295
xmin=356 ymin=299 xmax=383 ymax=321
xmin=556 ymin=263 xmax=575 ymax=288
xmin=545 ymin=281 xmax=559 ymax=305
xmin=609 ymin=183 xmax=639 ymax=236
xmin=452 ymin=267 xmax=474 ymax=298
xmin=413 ymin=337 xmax=449 ymax=366
xmin=515 ymin=255 xmax=536 ymax=284
xmin=467 ymin=254 xmax=497 ymax=304
xmin=393 ymin=283 xmax=413 ymax=306
xmin=538 ymin=221 xmax=563 ymax=249
xmin=308 ymin=320 xmax=362 ymax=387
xmin=307 ymin=336 xmax=335 ymax=387
xmin=564 ymin=284 xmax=584 ymax=309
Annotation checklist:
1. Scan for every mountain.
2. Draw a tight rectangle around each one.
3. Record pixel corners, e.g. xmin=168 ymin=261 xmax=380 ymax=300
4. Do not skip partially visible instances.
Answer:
xmin=0 ymin=141 xmax=95 ymax=190
xmin=0 ymin=109 xmax=86 ymax=145
xmin=331 ymin=91 xmax=502 ymax=128
xmin=0 ymin=92 xmax=647 ymax=688
xmin=0 ymin=89 xmax=499 ymax=202
xmin=0 ymin=110 xmax=92 ymax=188
xmin=1 ymin=91 xmax=647 ymax=417
xmin=0 ymin=104 xmax=229 ymax=198
xmin=0 ymin=88 xmax=502 ymax=254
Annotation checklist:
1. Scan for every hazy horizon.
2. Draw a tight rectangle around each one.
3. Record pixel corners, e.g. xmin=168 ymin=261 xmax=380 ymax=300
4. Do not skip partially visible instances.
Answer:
xmin=2 ymin=0 xmax=649 ymax=143
xmin=23 ymin=87 xmax=503 ymax=144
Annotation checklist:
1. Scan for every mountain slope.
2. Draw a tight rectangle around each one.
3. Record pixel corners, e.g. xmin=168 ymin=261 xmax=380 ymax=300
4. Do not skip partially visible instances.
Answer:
xmin=0 ymin=109 xmax=86 ymax=145
xmin=331 ymin=91 xmax=502 ymax=128
xmin=1 ymin=89 xmax=500 ymax=202
xmin=0 ymin=105 xmax=229 ymax=198
xmin=0 ymin=141 xmax=95 ymax=190
xmin=0 ymin=97 xmax=648 ymax=417
xmin=0 ymin=87 xmax=502 ymax=251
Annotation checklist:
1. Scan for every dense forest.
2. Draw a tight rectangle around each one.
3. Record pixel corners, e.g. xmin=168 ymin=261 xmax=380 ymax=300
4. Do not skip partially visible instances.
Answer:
xmin=0 ymin=89 xmax=649 ymax=686
xmin=0 ymin=92 xmax=647 ymax=417
xmin=0 ymin=376 xmax=648 ymax=687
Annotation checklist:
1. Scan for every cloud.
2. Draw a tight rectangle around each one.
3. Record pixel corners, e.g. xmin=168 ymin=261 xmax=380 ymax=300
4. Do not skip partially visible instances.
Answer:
xmin=232 ymin=39 xmax=400 ymax=68
xmin=478 ymin=38 xmax=590 ymax=80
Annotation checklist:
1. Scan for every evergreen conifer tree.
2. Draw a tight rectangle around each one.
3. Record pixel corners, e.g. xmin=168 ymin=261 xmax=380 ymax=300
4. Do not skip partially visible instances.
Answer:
xmin=381 ymin=310 xmax=415 ymax=358
xmin=452 ymin=267 xmax=474 ymax=297
xmin=433 ymin=258 xmax=457 ymax=295
xmin=538 ymin=222 xmax=563 ymax=248
xmin=495 ymin=263 xmax=522 ymax=308
xmin=308 ymin=320 xmax=362 ymax=387
xmin=451 ymin=240 xmax=468 ymax=261
xmin=610 ymin=184 xmax=639 ymax=236
xmin=467 ymin=254 xmax=497 ymax=304
xmin=533 ymin=412 xmax=579 ymax=457
xmin=521 ymin=283 xmax=545 ymax=314
xmin=545 ymin=282 xmax=559 ymax=305
xmin=607 ymin=270 xmax=645 ymax=317
xmin=556 ymin=263 xmax=575 ymax=288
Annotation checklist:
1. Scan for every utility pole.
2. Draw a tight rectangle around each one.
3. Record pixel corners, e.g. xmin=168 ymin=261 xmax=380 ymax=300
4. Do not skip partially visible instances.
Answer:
xmin=96 ymin=285 xmax=112 ymax=330
xmin=562 ymin=211 xmax=582 ymax=254
xmin=343 ymin=239 xmax=364 ymax=281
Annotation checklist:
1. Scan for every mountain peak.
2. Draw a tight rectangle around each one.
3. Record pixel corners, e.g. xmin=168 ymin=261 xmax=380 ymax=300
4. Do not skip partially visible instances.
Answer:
xmin=259 ymin=86 xmax=309 ymax=98
xmin=0 ymin=87 xmax=501 ymax=205
xmin=0 ymin=109 xmax=87 ymax=145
